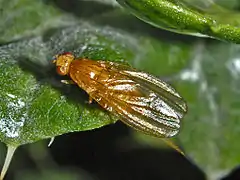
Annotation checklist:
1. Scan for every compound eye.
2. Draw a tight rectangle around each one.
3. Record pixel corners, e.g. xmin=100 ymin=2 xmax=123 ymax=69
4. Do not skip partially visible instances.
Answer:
xmin=62 ymin=52 xmax=72 ymax=56
xmin=56 ymin=66 xmax=67 ymax=75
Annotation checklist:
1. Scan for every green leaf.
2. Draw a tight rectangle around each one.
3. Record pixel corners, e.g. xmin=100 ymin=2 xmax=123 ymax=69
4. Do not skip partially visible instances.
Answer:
xmin=0 ymin=24 xmax=124 ymax=146
xmin=0 ymin=0 xmax=62 ymax=42
xmin=1 ymin=0 xmax=240 ymax=179
xmin=132 ymin=41 xmax=240 ymax=179
xmin=117 ymin=0 xmax=240 ymax=43
xmin=176 ymin=42 xmax=240 ymax=178
xmin=0 ymin=0 xmax=190 ymax=146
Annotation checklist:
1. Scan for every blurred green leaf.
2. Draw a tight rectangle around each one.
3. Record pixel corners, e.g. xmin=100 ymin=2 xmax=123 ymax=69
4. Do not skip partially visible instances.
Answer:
xmin=117 ymin=0 xmax=240 ymax=43
xmin=132 ymin=41 xmax=240 ymax=179
xmin=176 ymin=42 xmax=240 ymax=178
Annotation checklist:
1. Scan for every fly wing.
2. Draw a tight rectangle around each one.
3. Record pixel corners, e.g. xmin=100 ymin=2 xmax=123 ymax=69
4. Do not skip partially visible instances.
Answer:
xmin=88 ymin=62 xmax=187 ymax=138
xmin=104 ymin=61 xmax=187 ymax=118
xmin=121 ymin=70 xmax=187 ymax=119
xmin=111 ymin=87 xmax=182 ymax=138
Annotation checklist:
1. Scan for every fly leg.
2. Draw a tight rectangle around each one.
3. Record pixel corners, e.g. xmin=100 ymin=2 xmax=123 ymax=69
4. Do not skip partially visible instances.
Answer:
xmin=88 ymin=91 xmax=116 ymax=123
xmin=89 ymin=92 xmax=113 ymax=112
xmin=61 ymin=80 xmax=75 ymax=84
xmin=88 ymin=97 xmax=93 ymax=104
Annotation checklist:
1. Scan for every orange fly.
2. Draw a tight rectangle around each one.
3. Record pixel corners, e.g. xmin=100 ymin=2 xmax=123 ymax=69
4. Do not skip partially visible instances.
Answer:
xmin=53 ymin=52 xmax=187 ymax=153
